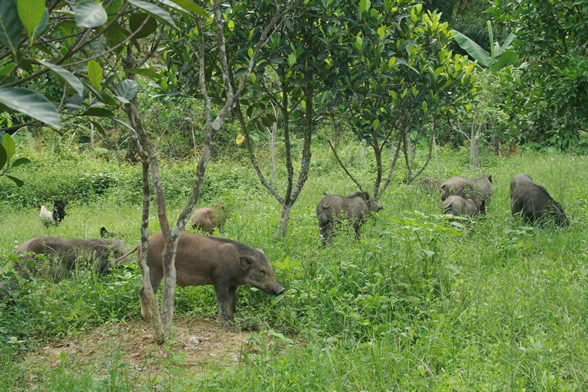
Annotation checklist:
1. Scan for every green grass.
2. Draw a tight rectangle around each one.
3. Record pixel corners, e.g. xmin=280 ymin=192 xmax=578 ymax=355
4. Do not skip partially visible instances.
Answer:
xmin=1 ymin=144 xmax=587 ymax=391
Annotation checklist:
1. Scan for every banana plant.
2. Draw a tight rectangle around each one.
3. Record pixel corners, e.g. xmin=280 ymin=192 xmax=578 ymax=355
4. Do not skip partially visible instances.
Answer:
xmin=453 ymin=21 xmax=518 ymax=73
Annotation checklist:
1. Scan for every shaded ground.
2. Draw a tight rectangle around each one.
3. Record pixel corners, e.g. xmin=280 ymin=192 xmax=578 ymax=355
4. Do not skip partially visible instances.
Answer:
xmin=19 ymin=316 xmax=254 ymax=386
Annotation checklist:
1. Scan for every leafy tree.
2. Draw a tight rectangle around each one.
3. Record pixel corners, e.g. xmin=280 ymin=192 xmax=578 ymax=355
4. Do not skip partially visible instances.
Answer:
xmin=328 ymin=2 xmax=476 ymax=195
xmin=492 ymin=0 xmax=588 ymax=150
xmin=0 ymin=0 xmax=174 ymax=133
xmin=230 ymin=0 xmax=342 ymax=236
xmin=123 ymin=0 xmax=293 ymax=341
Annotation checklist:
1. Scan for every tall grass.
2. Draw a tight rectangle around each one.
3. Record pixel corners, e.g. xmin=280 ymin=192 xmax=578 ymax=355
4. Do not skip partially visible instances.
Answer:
xmin=1 ymin=144 xmax=587 ymax=391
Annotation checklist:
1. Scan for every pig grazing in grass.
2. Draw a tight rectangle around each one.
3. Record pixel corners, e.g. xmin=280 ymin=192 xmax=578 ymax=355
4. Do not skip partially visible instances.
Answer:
xmin=12 ymin=237 xmax=132 ymax=279
xmin=510 ymin=173 xmax=568 ymax=227
xmin=316 ymin=192 xmax=383 ymax=246
xmin=138 ymin=232 xmax=285 ymax=324
xmin=440 ymin=175 xmax=493 ymax=202
xmin=441 ymin=195 xmax=485 ymax=218
xmin=190 ymin=203 xmax=231 ymax=234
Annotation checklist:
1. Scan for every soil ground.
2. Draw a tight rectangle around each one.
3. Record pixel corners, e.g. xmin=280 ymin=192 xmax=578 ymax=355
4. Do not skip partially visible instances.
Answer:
xmin=19 ymin=316 xmax=254 ymax=386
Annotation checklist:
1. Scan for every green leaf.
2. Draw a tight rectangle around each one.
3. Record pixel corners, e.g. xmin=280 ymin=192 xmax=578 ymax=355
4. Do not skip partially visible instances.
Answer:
xmin=372 ymin=119 xmax=379 ymax=130
xmin=166 ymin=0 xmax=208 ymax=17
xmin=116 ymin=79 xmax=139 ymax=102
xmin=359 ymin=0 xmax=370 ymax=12
xmin=129 ymin=13 xmax=157 ymax=39
xmin=90 ymin=120 xmax=107 ymax=137
xmin=5 ymin=175 xmax=24 ymax=187
xmin=11 ymin=157 xmax=30 ymax=168
xmin=31 ymin=7 xmax=48 ymax=40
xmin=128 ymin=0 xmax=177 ymax=29
xmin=90 ymin=35 xmax=107 ymax=54
xmin=2 ymin=133 xmax=15 ymax=160
xmin=105 ymin=0 xmax=123 ymax=15
xmin=112 ymin=118 xmax=136 ymax=133
xmin=75 ymin=1 xmax=108 ymax=28
xmin=412 ymin=85 xmax=418 ymax=98
xmin=0 ymin=0 xmax=23 ymax=53
xmin=0 ymin=144 xmax=7 ymax=171
xmin=87 ymin=60 xmax=103 ymax=91
xmin=355 ymin=36 xmax=363 ymax=50
xmin=377 ymin=25 xmax=385 ymax=40
xmin=388 ymin=57 xmax=396 ymax=67
xmin=489 ymin=50 xmax=519 ymax=73
xmin=422 ymin=100 xmax=428 ymax=114
xmin=124 ymin=68 xmax=162 ymax=80
xmin=498 ymin=33 xmax=516 ymax=56
xmin=0 ymin=88 xmax=60 ymax=128
xmin=17 ymin=0 xmax=45 ymax=42
xmin=0 ymin=63 xmax=15 ymax=77
xmin=452 ymin=30 xmax=491 ymax=67
xmin=38 ymin=60 xmax=84 ymax=96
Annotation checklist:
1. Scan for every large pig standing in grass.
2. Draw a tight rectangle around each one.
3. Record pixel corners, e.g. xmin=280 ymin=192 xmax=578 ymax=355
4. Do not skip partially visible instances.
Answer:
xmin=510 ymin=173 xmax=569 ymax=227
xmin=440 ymin=175 xmax=493 ymax=202
xmin=12 ymin=237 xmax=132 ymax=279
xmin=138 ymin=232 xmax=285 ymax=324
xmin=316 ymin=192 xmax=383 ymax=246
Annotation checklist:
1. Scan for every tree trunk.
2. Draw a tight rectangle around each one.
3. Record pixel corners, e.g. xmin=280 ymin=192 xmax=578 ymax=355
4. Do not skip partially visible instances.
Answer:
xmin=276 ymin=203 xmax=292 ymax=237
xmin=360 ymin=139 xmax=366 ymax=164
xmin=268 ymin=103 xmax=278 ymax=184
xmin=371 ymin=133 xmax=383 ymax=200
xmin=433 ymin=133 xmax=440 ymax=180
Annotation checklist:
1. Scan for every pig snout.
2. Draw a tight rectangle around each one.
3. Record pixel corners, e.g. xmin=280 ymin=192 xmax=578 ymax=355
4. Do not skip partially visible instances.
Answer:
xmin=267 ymin=282 xmax=285 ymax=295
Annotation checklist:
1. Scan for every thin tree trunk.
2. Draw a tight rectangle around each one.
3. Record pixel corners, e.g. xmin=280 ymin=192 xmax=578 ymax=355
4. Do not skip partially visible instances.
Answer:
xmin=371 ymin=133 xmax=383 ymax=200
xmin=89 ymin=92 xmax=94 ymax=149
xmin=268 ymin=103 xmax=278 ymax=184
xmin=380 ymin=137 xmax=402 ymax=197
xmin=277 ymin=203 xmax=292 ymax=237
xmin=130 ymin=125 xmax=165 ymax=344
xmin=328 ymin=139 xmax=364 ymax=193
xmin=360 ymin=139 xmax=366 ymax=164
xmin=433 ymin=133 xmax=440 ymax=180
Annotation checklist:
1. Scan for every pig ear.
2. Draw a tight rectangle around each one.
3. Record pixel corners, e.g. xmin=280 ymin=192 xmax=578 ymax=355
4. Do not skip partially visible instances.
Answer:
xmin=256 ymin=248 xmax=265 ymax=255
xmin=240 ymin=256 xmax=254 ymax=270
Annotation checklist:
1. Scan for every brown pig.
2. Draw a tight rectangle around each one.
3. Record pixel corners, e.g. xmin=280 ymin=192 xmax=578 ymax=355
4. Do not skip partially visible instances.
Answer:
xmin=510 ymin=173 xmax=568 ymax=227
xmin=139 ymin=232 xmax=285 ymax=324
xmin=440 ymin=175 xmax=493 ymax=202
xmin=12 ymin=237 xmax=132 ymax=279
xmin=441 ymin=195 xmax=485 ymax=218
xmin=190 ymin=203 xmax=231 ymax=234
xmin=316 ymin=192 xmax=383 ymax=247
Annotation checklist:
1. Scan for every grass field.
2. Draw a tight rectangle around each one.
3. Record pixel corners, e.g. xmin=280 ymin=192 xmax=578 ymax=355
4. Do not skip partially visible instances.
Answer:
xmin=1 ymin=145 xmax=587 ymax=391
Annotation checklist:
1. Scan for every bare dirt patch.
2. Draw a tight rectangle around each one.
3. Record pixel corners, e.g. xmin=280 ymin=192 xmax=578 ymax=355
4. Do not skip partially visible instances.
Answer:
xmin=20 ymin=316 xmax=254 ymax=385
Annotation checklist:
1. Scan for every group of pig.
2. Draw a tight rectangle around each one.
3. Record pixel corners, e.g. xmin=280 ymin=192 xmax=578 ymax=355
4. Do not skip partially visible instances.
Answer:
xmin=438 ymin=173 xmax=568 ymax=227
xmin=316 ymin=172 xmax=569 ymax=246
xmin=5 ymin=172 xmax=568 ymax=325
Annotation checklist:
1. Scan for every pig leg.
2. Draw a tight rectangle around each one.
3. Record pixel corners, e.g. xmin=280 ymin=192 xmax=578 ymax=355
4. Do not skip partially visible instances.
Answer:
xmin=228 ymin=286 xmax=238 ymax=319
xmin=214 ymin=283 xmax=233 ymax=323
xmin=319 ymin=223 xmax=332 ymax=247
